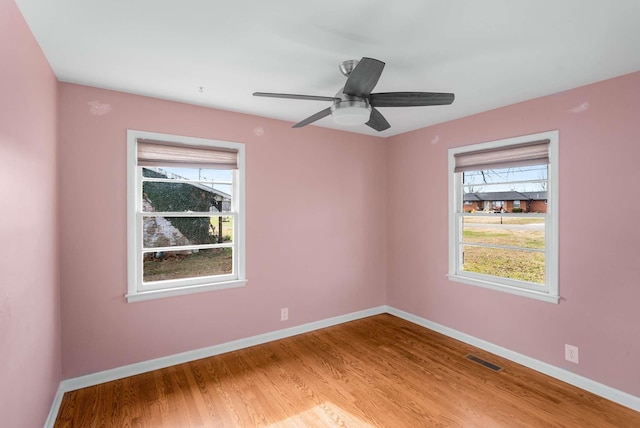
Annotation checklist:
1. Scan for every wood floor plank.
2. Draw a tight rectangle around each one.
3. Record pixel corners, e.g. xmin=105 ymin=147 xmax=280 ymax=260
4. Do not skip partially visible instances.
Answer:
xmin=54 ymin=314 xmax=640 ymax=427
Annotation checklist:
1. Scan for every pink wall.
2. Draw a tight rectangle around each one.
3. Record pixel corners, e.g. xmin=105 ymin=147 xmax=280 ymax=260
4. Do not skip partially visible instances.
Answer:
xmin=387 ymin=71 xmax=640 ymax=397
xmin=0 ymin=0 xmax=61 ymax=425
xmin=58 ymin=84 xmax=387 ymax=378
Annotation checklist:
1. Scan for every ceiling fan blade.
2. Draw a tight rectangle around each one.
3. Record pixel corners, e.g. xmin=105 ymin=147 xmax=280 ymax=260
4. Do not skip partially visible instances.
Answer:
xmin=343 ymin=57 xmax=385 ymax=98
xmin=370 ymin=92 xmax=455 ymax=107
xmin=292 ymin=107 xmax=332 ymax=128
xmin=366 ymin=107 xmax=390 ymax=132
xmin=253 ymin=92 xmax=339 ymax=102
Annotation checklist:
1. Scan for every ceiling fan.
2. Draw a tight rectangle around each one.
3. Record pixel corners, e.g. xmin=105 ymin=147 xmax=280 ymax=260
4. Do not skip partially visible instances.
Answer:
xmin=253 ymin=57 xmax=454 ymax=132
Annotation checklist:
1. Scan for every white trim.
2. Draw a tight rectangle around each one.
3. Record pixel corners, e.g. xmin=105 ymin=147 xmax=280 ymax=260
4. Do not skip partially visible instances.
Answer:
xmin=125 ymin=279 xmax=247 ymax=303
xmin=44 ymin=305 xmax=640 ymax=425
xmin=386 ymin=306 xmax=640 ymax=413
xmin=447 ymin=274 xmax=560 ymax=304
xmin=43 ymin=383 xmax=65 ymax=428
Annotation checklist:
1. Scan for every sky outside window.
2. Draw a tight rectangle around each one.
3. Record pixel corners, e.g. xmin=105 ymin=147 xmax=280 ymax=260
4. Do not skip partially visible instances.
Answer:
xmin=463 ymin=165 xmax=547 ymax=193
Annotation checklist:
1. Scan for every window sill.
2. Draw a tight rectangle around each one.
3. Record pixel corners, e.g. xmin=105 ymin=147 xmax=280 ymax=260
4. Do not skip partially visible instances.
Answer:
xmin=126 ymin=279 xmax=247 ymax=303
xmin=447 ymin=274 xmax=559 ymax=304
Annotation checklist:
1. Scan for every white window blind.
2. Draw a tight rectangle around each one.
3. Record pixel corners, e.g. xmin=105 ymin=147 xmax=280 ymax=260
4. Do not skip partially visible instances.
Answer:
xmin=137 ymin=139 xmax=238 ymax=170
xmin=454 ymin=139 xmax=549 ymax=173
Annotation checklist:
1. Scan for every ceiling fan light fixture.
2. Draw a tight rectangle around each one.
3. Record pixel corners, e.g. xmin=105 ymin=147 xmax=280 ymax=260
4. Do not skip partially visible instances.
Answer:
xmin=331 ymin=100 xmax=372 ymax=126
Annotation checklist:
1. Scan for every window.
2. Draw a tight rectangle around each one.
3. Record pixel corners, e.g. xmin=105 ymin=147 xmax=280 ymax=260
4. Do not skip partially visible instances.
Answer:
xmin=448 ymin=131 xmax=558 ymax=303
xmin=127 ymin=130 xmax=246 ymax=302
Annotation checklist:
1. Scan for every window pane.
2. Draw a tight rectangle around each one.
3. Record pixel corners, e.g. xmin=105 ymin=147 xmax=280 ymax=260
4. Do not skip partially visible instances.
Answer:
xmin=463 ymin=165 xmax=548 ymax=213
xmin=463 ymin=165 xmax=547 ymax=188
xmin=462 ymin=245 xmax=545 ymax=284
xmin=142 ymin=167 xmax=233 ymax=182
xmin=142 ymin=181 xmax=231 ymax=213
xmin=143 ymin=216 xmax=233 ymax=247
xmin=143 ymin=248 xmax=233 ymax=282
xmin=463 ymin=216 xmax=544 ymax=250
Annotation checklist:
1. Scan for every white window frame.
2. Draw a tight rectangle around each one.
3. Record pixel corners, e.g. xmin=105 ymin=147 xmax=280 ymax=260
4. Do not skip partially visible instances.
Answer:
xmin=126 ymin=130 xmax=246 ymax=303
xmin=448 ymin=130 xmax=559 ymax=303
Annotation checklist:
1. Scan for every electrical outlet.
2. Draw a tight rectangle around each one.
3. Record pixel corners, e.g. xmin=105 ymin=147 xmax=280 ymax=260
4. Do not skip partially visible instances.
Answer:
xmin=281 ymin=308 xmax=288 ymax=321
xmin=565 ymin=344 xmax=579 ymax=364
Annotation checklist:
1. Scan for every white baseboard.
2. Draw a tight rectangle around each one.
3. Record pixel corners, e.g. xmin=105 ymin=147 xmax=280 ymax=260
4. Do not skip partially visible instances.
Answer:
xmin=385 ymin=305 xmax=640 ymax=413
xmin=45 ymin=304 xmax=639 ymax=426
xmin=43 ymin=383 xmax=65 ymax=428
xmin=44 ymin=306 xmax=386 ymax=427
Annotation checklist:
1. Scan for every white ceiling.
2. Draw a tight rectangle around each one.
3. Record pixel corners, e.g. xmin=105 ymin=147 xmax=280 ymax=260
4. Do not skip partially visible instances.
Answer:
xmin=15 ymin=0 xmax=640 ymax=137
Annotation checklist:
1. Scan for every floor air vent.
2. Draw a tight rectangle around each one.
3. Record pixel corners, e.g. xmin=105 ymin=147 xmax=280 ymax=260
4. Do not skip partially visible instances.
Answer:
xmin=465 ymin=354 xmax=503 ymax=372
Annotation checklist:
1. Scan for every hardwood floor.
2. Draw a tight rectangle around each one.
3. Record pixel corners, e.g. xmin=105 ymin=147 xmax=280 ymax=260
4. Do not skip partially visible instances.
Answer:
xmin=54 ymin=314 xmax=640 ymax=427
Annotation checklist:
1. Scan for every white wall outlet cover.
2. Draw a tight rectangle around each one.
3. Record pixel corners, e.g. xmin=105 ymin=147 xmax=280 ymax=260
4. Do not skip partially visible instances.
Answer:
xmin=565 ymin=344 xmax=579 ymax=364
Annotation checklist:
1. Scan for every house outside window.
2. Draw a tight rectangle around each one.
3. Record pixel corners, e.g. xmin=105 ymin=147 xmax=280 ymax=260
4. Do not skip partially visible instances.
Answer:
xmin=448 ymin=131 xmax=559 ymax=303
xmin=127 ymin=130 xmax=246 ymax=302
